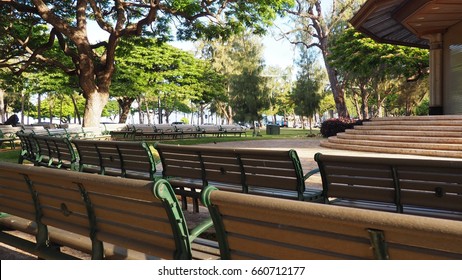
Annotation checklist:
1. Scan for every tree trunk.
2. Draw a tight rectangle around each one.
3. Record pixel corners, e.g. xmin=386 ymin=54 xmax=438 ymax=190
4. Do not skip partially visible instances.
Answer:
xmin=0 ymin=89 xmax=5 ymax=123
xmin=70 ymin=93 xmax=81 ymax=124
xmin=324 ymin=61 xmax=349 ymax=118
xmin=83 ymin=89 xmax=109 ymax=127
xmin=117 ymin=97 xmax=134 ymax=124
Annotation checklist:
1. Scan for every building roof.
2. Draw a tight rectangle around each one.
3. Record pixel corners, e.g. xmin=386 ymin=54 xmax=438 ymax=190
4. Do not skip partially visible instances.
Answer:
xmin=350 ymin=0 xmax=462 ymax=49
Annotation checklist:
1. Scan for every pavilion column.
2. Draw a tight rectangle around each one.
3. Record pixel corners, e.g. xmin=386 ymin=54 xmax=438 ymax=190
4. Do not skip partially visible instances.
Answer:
xmin=423 ymin=33 xmax=444 ymax=115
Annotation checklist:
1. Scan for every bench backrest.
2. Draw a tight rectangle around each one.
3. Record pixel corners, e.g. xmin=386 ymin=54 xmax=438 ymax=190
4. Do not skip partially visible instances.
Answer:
xmin=201 ymin=187 xmax=462 ymax=260
xmin=156 ymin=143 xmax=307 ymax=199
xmin=0 ymin=162 xmax=194 ymax=259
xmin=220 ymin=124 xmax=246 ymax=132
xmin=198 ymin=125 xmax=222 ymax=133
xmin=0 ymin=127 xmax=21 ymax=138
xmin=32 ymin=134 xmax=78 ymax=169
xmin=315 ymin=153 xmax=462 ymax=219
xmin=16 ymin=132 xmax=40 ymax=164
xmin=72 ymin=139 xmax=157 ymax=180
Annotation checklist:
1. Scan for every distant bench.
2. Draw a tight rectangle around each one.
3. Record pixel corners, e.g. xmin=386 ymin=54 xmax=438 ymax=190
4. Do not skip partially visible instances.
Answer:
xmin=0 ymin=163 xmax=218 ymax=260
xmin=16 ymin=133 xmax=159 ymax=181
xmin=201 ymin=187 xmax=462 ymax=259
xmin=314 ymin=152 xmax=462 ymax=220
xmin=155 ymin=143 xmax=322 ymax=212
xmin=71 ymin=139 xmax=159 ymax=180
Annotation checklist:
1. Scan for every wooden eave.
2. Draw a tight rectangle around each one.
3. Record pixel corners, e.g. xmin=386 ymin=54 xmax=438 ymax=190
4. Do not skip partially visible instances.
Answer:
xmin=350 ymin=0 xmax=462 ymax=49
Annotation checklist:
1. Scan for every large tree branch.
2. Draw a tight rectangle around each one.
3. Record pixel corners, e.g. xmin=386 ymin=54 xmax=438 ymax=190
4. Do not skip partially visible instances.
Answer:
xmin=88 ymin=0 xmax=114 ymax=33
xmin=31 ymin=0 xmax=77 ymax=39
xmin=12 ymin=29 xmax=75 ymax=75
xmin=0 ymin=0 xmax=38 ymax=13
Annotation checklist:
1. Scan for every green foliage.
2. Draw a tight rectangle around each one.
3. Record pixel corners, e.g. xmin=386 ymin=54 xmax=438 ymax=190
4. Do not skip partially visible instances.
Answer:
xmin=1 ymin=0 xmax=294 ymax=126
xmin=328 ymin=27 xmax=429 ymax=118
xmin=113 ymin=37 xmax=225 ymax=116
xmin=320 ymin=118 xmax=363 ymax=138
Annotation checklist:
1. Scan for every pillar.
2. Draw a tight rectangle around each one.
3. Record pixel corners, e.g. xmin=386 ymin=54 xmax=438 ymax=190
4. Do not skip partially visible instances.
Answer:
xmin=423 ymin=33 xmax=444 ymax=115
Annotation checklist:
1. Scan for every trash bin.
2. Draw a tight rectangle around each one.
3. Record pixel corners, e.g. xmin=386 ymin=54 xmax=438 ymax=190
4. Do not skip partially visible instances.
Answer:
xmin=266 ymin=124 xmax=280 ymax=135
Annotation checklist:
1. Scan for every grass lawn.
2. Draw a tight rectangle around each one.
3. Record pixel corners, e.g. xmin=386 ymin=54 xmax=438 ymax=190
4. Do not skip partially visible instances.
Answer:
xmin=0 ymin=149 xmax=21 ymax=163
xmin=0 ymin=127 xmax=321 ymax=163
xmin=157 ymin=127 xmax=321 ymax=145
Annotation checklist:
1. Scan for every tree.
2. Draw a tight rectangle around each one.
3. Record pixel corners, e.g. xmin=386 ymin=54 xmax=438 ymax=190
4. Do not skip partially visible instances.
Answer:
xmin=112 ymin=37 xmax=224 ymax=124
xmin=291 ymin=51 xmax=323 ymax=133
xmin=281 ymin=0 xmax=365 ymax=118
xmin=328 ymin=28 xmax=429 ymax=118
xmin=262 ymin=66 xmax=293 ymax=124
xmin=220 ymin=35 xmax=269 ymax=129
xmin=0 ymin=0 xmax=294 ymax=127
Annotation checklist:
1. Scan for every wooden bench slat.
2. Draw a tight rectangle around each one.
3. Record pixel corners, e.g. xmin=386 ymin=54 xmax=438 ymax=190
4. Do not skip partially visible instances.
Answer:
xmin=328 ymin=183 xmax=396 ymax=202
xmin=203 ymin=187 xmax=462 ymax=259
xmin=223 ymin=219 xmax=373 ymax=259
xmin=246 ymin=175 xmax=298 ymax=190
xmin=401 ymin=192 xmax=462 ymax=212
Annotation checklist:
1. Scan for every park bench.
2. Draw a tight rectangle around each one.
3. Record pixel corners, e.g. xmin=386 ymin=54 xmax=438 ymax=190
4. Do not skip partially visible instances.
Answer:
xmin=80 ymin=126 xmax=111 ymax=140
xmin=71 ymin=139 xmax=159 ymax=180
xmin=0 ymin=162 xmax=217 ymax=259
xmin=314 ymin=152 xmax=462 ymax=220
xmin=201 ymin=186 xmax=462 ymax=259
xmin=197 ymin=124 xmax=224 ymax=137
xmin=174 ymin=124 xmax=202 ymax=138
xmin=16 ymin=132 xmax=77 ymax=169
xmin=154 ymin=124 xmax=182 ymax=139
xmin=20 ymin=125 xmax=49 ymax=135
xmin=155 ymin=143 xmax=322 ymax=212
xmin=220 ymin=124 xmax=247 ymax=137
xmin=16 ymin=132 xmax=41 ymax=165
xmin=45 ymin=128 xmax=69 ymax=137
xmin=131 ymin=124 xmax=162 ymax=140
xmin=0 ymin=126 xmax=20 ymax=149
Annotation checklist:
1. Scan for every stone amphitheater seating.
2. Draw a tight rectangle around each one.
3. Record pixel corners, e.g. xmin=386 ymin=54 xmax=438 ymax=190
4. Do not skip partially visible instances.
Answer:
xmin=321 ymin=115 xmax=462 ymax=158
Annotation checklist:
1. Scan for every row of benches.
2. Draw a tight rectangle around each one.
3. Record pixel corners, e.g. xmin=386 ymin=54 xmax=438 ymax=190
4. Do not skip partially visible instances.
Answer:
xmin=17 ymin=133 xmax=159 ymax=181
xmin=1 ymin=162 xmax=461 ymax=259
xmin=0 ymin=123 xmax=120 ymax=149
xmin=16 ymin=132 xmax=321 ymax=212
xmin=111 ymin=124 xmax=248 ymax=140
xmin=16 ymin=132 xmax=462 ymax=221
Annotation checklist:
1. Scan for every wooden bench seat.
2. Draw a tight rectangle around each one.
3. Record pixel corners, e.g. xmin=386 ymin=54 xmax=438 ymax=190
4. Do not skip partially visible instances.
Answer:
xmin=0 ymin=163 xmax=218 ymax=260
xmin=201 ymin=187 xmax=462 ymax=259
xmin=314 ymin=152 xmax=462 ymax=220
xmin=155 ymin=143 xmax=322 ymax=212
xmin=72 ymin=139 xmax=159 ymax=180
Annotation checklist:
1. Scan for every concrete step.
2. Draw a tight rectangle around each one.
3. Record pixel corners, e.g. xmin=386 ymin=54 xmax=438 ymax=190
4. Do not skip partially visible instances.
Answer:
xmin=320 ymin=140 xmax=462 ymax=158
xmin=336 ymin=133 xmax=462 ymax=144
xmin=354 ymin=125 xmax=462 ymax=132
xmin=369 ymin=115 xmax=462 ymax=122
xmin=362 ymin=120 xmax=462 ymax=126
xmin=328 ymin=136 xmax=462 ymax=151
xmin=344 ymin=129 xmax=462 ymax=137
